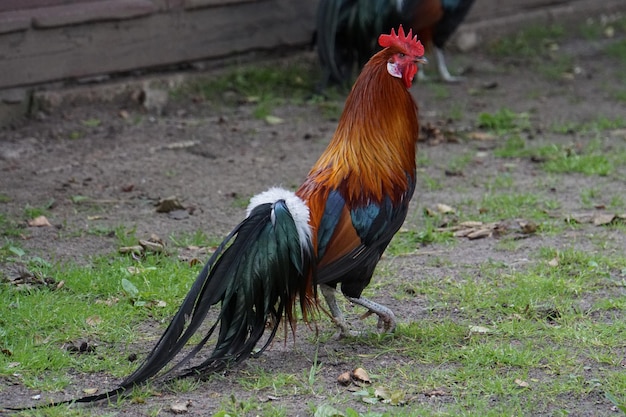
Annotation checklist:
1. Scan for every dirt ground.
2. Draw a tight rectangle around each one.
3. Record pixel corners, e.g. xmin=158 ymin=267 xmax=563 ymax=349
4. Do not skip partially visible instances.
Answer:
xmin=1 ymin=18 xmax=626 ymax=416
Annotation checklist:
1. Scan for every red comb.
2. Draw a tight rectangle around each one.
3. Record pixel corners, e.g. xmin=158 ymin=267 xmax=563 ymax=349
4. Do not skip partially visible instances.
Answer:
xmin=378 ymin=25 xmax=424 ymax=57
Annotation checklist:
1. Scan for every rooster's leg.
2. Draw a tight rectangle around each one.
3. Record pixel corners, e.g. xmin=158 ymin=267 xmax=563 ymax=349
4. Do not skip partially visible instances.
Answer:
xmin=434 ymin=47 xmax=463 ymax=83
xmin=345 ymin=296 xmax=397 ymax=333
xmin=320 ymin=284 xmax=353 ymax=337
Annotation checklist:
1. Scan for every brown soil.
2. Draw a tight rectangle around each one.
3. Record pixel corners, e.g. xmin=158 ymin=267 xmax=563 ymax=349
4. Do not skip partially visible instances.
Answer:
xmin=1 ymin=23 xmax=626 ymax=416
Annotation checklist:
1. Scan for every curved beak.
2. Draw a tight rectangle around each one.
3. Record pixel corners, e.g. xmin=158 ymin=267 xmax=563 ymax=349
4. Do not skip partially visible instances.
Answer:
xmin=416 ymin=56 xmax=428 ymax=65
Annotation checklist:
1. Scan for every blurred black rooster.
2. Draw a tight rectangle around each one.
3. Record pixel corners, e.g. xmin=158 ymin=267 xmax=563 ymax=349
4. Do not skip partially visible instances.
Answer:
xmin=316 ymin=0 xmax=475 ymax=86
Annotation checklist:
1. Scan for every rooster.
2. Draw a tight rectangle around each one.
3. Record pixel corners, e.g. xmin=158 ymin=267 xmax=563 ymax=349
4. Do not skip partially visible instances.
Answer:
xmin=13 ymin=26 xmax=425 ymax=409
xmin=316 ymin=0 xmax=474 ymax=86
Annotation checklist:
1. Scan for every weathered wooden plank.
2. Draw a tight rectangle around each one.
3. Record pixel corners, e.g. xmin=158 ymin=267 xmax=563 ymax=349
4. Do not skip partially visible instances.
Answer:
xmin=0 ymin=11 xmax=32 ymax=34
xmin=0 ymin=0 xmax=318 ymax=89
xmin=0 ymin=0 xmax=93 ymax=13
xmin=32 ymin=0 xmax=157 ymax=28
xmin=184 ymin=0 xmax=257 ymax=9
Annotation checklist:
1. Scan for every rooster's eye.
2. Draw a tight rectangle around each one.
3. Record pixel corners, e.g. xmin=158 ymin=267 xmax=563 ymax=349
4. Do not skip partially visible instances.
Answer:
xmin=398 ymin=53 xmax=405 ymax=58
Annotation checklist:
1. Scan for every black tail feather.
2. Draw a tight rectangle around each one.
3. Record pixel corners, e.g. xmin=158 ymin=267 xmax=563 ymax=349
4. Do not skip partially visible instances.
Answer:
xmin=315 ymin=0 xmax=401 ymax=88
xmin=10 ymin=197 xmax=313 ymax=411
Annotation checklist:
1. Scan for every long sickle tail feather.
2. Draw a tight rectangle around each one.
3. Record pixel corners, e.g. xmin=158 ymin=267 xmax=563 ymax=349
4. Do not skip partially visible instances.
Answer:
xmin=10 ymin=188 xmax=314 ymax=410
xmin=315 ymin=0 xmax=345 ymax=86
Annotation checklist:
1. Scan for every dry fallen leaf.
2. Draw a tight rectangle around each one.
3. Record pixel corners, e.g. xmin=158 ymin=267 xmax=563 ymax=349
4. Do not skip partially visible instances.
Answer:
xmin=337 ymin=371 xmax=352 ymax=386
xmin=436 ymin=203 xmax=455 ymax=214
xmin=514 ymin=378 xmax=530 ymax=388
xmin=3 ymin=267 xmax=59 ymax=290
xmin=27 ymin=216 xmax=52 ymax=227
xmin=565 ymin=212 xmax=595 ymax=224
xmin=146 ymin=300 xmax=167 ymax=308
xmin=156 ymin=196 xmax=185 ymax=213
xmin=119 ymin=245 xmax=144 ymax=255
xmin=425 ymin=389 xmax=447 ymax=397
xmin=468 ymin=131 xmax=496 ymax=141
xmin=548 ymin=258 xmax=559 ymax=267
xmin=258 ymin=394 xmax=279 ymax=403
xmin=469 ymin=325 xmax=493 ymax=334
xmin=351 ymin=367 xmax=371 ymax=384
xmin=168 ymin=209 xmax=189 ymax=220
xmin=85 ymin=316 xmax=102 ymax=327
xmin=170 ymin=400 xmax=191 ymax=414
xmin=518 ymin=220 xmax=538 ymax=234
xmin=95 ymin=296 xmax=120 ymax=306
xmin=178 ymin=246 xmax=217 ymax=264
xmin=593 ymin=213 xmax=616 ymax=226
xmin=33 ymin=334 xmax=51 ymax=346
xmin=467 ymin=228 xmax=492 ymax=240
xmin=265 ymin=115 xmax=284 ymax=125
xmin=139 ymin=239 xmax=164 ymax=253
xmin=375 ymin=386 xmax=406 ymax=406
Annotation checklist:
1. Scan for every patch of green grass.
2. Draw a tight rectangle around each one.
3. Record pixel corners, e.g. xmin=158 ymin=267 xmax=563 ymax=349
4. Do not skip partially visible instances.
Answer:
xmin=109 ymin=226 xmax=137 ymax=248
xmin=333 ymin=246 xmax=626 ymax=415
xmin=5 ymin=241 xmax=626 ymax=416
xmin=579 ymin=19 xmax=607 ymax=40
xmin=236 ymin=366 xmax=301 ymax=394
xmin=387 ymin=220 xmax=454 ymax=256
xmin=478 ymin=109 xmax=530 ymax=134
xmin=493 ymin=135 xmax=528 ymax=158
xmin=550 ymin=116 xmax=626 ymax=134
xmin=0 ymin=213 xmax=22 ymax=238
xmin=606 ymin=39 xmax=626 ymax=64
xmin=173 ymin=61 xmax=318 ymax=119
xmin=317 ymin=100 xmax=343 ymax=121
xmin=537 ymin=54 xmax=574 ymax=80
xmin=426 ymin=83 xmax=450 ymax=100
xmin=81 ymin=118 xmax=101 ymax=128
xmin=447 ymin=103 xmax=464 ymax=121
xmin=550 ymin=121 xmax=579 ymax=134
xmin=419 ymin=173 xmax=443 ymax=191
xmin=485 ymin=173 xmax=514 ymax=192
xmin=475 ymin=192 xmax=549 ymax=221
xmin=0 ymin=251 xmax=200 ymax=386
xmin=488 ymin=24 xmax=577 ymax=81
xmin=612 ymin=89 xmax=626 ymax=103
xmin=68 ymin=130 xmax=84 ymax=140
xmin=489 ymin=24 xmax=566 ymax=59
xmin=214 ymin=395 xmax=287 ymax=417
xmin=544 ymin=152 xmax=612 ymax=176
xmin=446 ymin=152 xmax=474 ymax=174
xmin=494 ymin=136 xmax=619 ymax=177
xmin=585 ymin=116 xmax=626 ymax=131
xmin=231 ymin=193 xmax=252 ymax=209
xmin=609 ymin=195 xmax=625 ymax=210
xmin=10 ymin=406 xmax=109 ymax=417
xmin=23 ymin=201 xmax=54 ymax=221
xmin=168 ymin=229 xmax=217 ymax=248
xmin=580 ymin=187 xmax=600 ymax=207
xmin=180 ymin=62 xmax=316 ymax=101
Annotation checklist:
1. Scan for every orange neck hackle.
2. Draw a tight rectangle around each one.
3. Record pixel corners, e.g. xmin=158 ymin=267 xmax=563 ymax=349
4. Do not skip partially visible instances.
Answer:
xmin=299 ymin=46 xmax=419 ymax=207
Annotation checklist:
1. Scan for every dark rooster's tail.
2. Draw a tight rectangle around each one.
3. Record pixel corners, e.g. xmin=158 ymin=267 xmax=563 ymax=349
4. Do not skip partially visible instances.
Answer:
xmin=316 ymin=0 xmax=400 ymax=87
xmin=13 ymin=187 xmax=315 ymax=409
